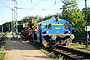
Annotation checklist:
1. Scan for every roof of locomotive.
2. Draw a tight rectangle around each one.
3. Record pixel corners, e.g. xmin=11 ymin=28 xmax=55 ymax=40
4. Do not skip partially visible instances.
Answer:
xmin=38 ymin=18 xmax=72 ymax=25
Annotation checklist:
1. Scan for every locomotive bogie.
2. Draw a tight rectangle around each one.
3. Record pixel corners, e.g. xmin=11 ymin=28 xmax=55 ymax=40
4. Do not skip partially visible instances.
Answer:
xmin=42 ymin=34 xmax=74 ymax=47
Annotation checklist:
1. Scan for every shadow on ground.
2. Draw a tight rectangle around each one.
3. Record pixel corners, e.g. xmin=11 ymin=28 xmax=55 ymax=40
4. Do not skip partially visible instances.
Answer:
xmin=5 ymin=37 xmax=38 ymax=50
xmin=22 ymin=55 xmax=50 ymax=59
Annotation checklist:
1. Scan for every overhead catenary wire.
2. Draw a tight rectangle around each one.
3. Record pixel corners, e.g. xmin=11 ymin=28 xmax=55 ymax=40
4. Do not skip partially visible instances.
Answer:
xmin=0 ymin=0 xmax=62 ymax=21
xmin=0 ymin=2 xmax=14 ymax=11
xmin=0 ymin=1 xmax=15 ymax=35
xmin=23 ymin=0 xmax=62 ymax=17
xmin=46 ymin=0 xmax=62 ymax=11
xmin=0 ymin=0 xmax=49 ymax=19
xmin=25 ymin=0 xmax=42 ymax=15
xmin=0 ymin=5 xmax=5 ymax=7
xmin=16 ymin=7 xmax=60 ymax=11
xmin=0 ymin=0 xmax=61 ymax=14
xmin=44 ymin=0 xmax=62 ymax=16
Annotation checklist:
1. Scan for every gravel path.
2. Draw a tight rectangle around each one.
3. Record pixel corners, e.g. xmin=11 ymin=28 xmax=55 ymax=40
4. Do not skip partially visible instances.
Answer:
xmin=4 ymin=34 xmax=51 ymax=60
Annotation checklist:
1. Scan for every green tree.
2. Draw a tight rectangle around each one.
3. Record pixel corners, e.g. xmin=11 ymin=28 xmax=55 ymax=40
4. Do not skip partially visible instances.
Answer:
xmin=61 ymin=0 xmax=86 ymax=37
xmin=82 ymin=7 xmax=90 ymax=24
xmin=34 ymin=15 xmax=43 ymax=22
xmin=62 ymin=9 xmax=85 ymax=28
xmin=61 ymin=0 xmax=77 ymax=10
xmin=2 ymin=22 xmax=11 ymax=32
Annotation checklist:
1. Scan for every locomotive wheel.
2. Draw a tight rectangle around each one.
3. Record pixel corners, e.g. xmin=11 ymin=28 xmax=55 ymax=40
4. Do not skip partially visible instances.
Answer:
xmin=66 ymin=39 xmax=69 ymax=46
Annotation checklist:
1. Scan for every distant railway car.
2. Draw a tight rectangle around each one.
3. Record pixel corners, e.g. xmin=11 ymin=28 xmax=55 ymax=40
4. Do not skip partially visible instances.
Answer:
xmin=21 ymin=19 xmax=37 ymax=40
xmin=21 ymin=18 xmax=74 ymax=47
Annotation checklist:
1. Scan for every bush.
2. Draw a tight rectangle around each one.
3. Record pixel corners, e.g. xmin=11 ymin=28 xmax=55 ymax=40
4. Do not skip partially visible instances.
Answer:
xmin=0 ymin=37 xmax=7 ymax=60
xmin=50 ymin=52 xmax=55 ymax=58
xmin=0 ymin=52 xmax=5 ymax=60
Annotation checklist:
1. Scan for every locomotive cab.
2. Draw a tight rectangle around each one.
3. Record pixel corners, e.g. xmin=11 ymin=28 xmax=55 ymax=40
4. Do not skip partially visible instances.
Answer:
xmin=37 ymin=18 xmax=74 ymax=47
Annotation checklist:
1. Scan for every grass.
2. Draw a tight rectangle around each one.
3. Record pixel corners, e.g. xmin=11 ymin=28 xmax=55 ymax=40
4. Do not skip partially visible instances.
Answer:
xmin=0 ymin=52 xmax=5 ymax=60
xmin=0 ymin=37 xmax=8 ymax=60
xmin=40 ymin=49 xmax=50 ymax=56
xmin=0 ymin=46 xmax=5 ymax=60
xmin=66 ymin=42 xmax=90 ymax=53
xmin=40 ymin=49 xmax=64 ymax=60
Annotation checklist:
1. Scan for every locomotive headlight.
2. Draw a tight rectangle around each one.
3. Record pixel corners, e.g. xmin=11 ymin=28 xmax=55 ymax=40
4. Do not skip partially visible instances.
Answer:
xmin=46 ymin=31 xmax=48 ymax=33
xmin=51 ymin=35 xmax=56 ymax=40
xmin=70 ymin=34 xmax=75 ymax=40
xmin=68 ymin=31 xmax=70 ymax=33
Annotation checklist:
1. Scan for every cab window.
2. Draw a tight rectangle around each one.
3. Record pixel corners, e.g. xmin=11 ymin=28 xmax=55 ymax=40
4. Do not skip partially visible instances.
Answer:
xmin=45 ymin=25 xmax=48 ymax=30
xmin=45 ymin=24 xmax=51 ymax=30
xmin=64 ymin=23 xmax=69 ymax=30
xmin=48 ymin=24 xmax=51 ymax=30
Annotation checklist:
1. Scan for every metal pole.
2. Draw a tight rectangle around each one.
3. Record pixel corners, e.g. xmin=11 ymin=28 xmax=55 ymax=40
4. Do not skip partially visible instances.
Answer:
xmin=14 ymin=0 xmax=18 ymax=36
xmin=2 ymin=24 xmax=3 ymax=33
xmin=85 ymin=0 xmax=88 ymax=48
xmin=55 ymin=0 xmax=56 ymax=4
xmin=9 ymin=24 xmax=10 ymax=32
xmin=11 ymin=9 xmax=13 ymax=35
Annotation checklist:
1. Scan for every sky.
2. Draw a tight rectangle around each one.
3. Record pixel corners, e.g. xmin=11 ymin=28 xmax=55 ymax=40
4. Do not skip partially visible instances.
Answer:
xmin=0 ymin=0 xmax=90 ymax=25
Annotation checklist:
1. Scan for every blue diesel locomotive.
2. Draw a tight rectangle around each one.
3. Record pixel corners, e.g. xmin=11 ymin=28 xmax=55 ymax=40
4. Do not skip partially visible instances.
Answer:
xmin=21 ymin=18 xmax=74 ymax=47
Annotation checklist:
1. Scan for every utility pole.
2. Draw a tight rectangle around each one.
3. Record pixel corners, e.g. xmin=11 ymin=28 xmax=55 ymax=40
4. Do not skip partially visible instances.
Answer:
xmin=9 ymin=24 xmax=10 ymax=32
xmin=13 ymin=0 xmax=18 ymax=37
xmin=11 ymin=9 xmax=14 ymax=35
xmin=0 ymin=1 xmax=18 ymax=37
xmin=55 ymin=0 xmax=56 ymax=4
xmin=85 ymin=0 xmax=88 ymax=48
xmin=1 ymin=24 xmax=3 ymax=35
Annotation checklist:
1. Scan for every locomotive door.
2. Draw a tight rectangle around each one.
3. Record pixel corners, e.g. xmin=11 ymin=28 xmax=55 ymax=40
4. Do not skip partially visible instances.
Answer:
xmin=39 ymin=24 xmax=42 ymax=44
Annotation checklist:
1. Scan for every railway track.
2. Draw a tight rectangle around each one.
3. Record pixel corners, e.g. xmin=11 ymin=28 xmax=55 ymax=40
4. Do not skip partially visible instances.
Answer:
xmin=28 ymin=40 xmax=90 ymax=60
xmin=26 ymin=38 xmax=90 ymax=60
xmin=48 ymin=46 xmax=90 ymax=60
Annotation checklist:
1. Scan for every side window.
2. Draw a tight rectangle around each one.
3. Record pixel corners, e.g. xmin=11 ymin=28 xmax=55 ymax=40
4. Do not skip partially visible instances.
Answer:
xmin=64 ymin=23 xmax=69 ymax=30
xmin=45 ymin=24 xmax=51 ymax=30
xmin=45 ymin=25 xmax=48 ymax=30
xmin=48 ymin=24 xmax=51 ymax=30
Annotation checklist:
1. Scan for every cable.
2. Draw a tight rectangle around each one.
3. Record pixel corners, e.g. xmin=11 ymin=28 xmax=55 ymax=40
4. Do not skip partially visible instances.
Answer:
xmin=0 ymin=5 xmax=5 ymax=7
xmin=16 ymin=7 xmax=59 ymax=11
xmin=0 ymin=0 xmax=62 ymax=20
xmin=24 ymin=0 xmax=61 ymax=17
xmin=25 ymin=0 xmax=42 ymax=15
xmin=46 ymin=0 xmax=61 ymax=10
xmin=0 ymin=2 xmax=14 ymax=11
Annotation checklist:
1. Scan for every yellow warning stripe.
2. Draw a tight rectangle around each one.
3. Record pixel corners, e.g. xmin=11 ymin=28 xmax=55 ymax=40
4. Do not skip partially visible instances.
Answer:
xmin=55 ymin=28 xmax=60 ymax=29
xmin=43 ymin=38 xmax=47 ymax=47
xmin=52 ymin=24 xmax=71 ymax=25
xmin=42 ymin=23 xmax=71 ymax=25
